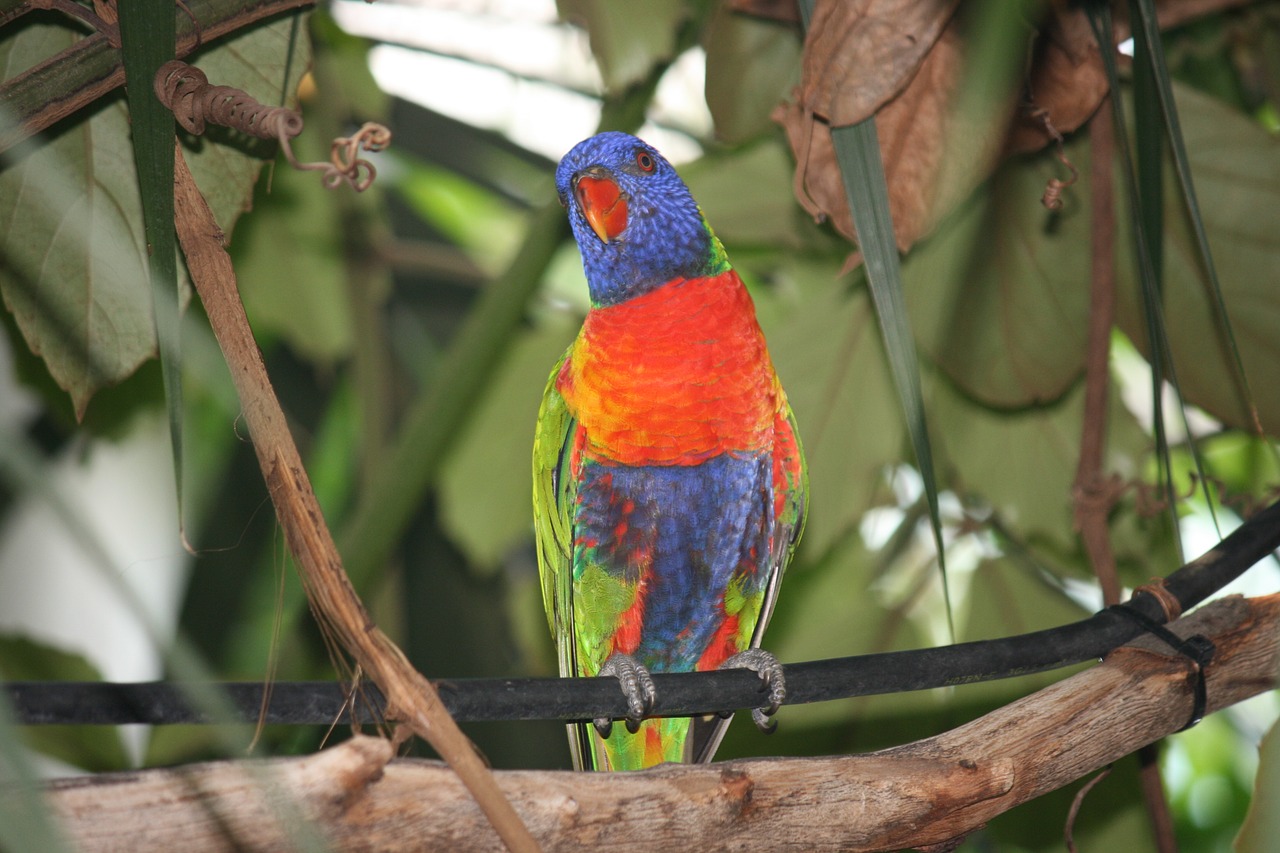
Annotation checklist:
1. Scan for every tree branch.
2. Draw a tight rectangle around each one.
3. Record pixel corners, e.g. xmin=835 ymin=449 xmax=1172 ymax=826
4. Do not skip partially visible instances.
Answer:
xmin=35 ymin=593 xmax=1280 ymax=852
xmin=0 ymin=0 xmax=313 ymax=153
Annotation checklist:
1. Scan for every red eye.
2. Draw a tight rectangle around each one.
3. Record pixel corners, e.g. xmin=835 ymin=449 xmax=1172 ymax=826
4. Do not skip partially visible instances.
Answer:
xmin=636 ymin=150 xmax=655 ymax=172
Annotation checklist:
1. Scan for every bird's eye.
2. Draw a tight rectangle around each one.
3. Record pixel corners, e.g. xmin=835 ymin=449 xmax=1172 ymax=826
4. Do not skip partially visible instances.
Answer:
xmin=635 ymin=150 xmax=655 ymax=173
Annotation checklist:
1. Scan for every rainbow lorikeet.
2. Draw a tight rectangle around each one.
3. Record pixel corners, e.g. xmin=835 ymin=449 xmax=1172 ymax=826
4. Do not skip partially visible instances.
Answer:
xmin=533 ymin=132 xmax=807 ymax=771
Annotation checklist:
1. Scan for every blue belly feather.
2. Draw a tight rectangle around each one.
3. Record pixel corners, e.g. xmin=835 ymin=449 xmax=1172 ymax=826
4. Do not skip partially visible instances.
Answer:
xmin=573 ymin=453 xmax=773 ymax=672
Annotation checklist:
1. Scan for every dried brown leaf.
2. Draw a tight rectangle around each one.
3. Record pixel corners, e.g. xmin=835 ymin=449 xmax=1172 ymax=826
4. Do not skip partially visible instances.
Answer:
xmin=874 ymin=26 xmax=960 ymax=247
xmin=1003 ymin=0 xmax=1253 ymax=154
xmin=726 ymin=0 xmax=801 ymax=25
xmin=772 ymin=98 xmax=848 ymax=238
xmin=800 ymin=0 xmax=960 ymax=126
xmin=772 ymin=0 xmax=1249 ymax=254
xmin=773 ymin=25 xmax=965 ymax=252
xmin=1007 ymin=4 xmax=1108 ymax=155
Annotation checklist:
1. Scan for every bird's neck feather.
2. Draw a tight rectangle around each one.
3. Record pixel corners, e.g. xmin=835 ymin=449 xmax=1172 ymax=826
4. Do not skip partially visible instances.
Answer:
xmin=558 ymin=269 xmax=780 ymax=466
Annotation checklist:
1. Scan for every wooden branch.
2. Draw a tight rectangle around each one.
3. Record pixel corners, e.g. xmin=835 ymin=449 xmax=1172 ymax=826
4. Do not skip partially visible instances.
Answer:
xmin=0 ymin=0 xmax=314 ymax=153
xmin=37 ymin=594 xmax=1280 ymax=852
xmin=170 ymin=147 xmax=538 ymax=853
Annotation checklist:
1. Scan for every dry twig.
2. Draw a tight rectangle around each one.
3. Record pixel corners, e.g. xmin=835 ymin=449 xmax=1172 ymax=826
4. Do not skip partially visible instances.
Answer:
xmin=170 ymin=145 xmax=538 ymax=852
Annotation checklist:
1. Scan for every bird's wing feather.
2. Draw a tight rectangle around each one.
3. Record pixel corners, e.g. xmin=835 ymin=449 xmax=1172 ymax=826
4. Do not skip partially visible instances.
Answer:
xmin=533 ymin=348 xmax=579 ymax=651
xmin=532 ymin=347 xmax=598 ymax=769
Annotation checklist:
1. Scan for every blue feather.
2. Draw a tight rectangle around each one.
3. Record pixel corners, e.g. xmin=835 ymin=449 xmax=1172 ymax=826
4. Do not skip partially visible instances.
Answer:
xmin=555 ymin=132 xmax=722 ymax=306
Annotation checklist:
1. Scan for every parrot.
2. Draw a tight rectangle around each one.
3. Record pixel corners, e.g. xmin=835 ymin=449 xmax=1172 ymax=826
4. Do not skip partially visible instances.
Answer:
xmin=533 ymin=131 xmax=807 ymax=771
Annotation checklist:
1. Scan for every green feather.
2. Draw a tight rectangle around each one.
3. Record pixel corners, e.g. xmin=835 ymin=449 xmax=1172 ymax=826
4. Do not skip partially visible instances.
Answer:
xmin=533 ymin=348 xmax=578 ymax=681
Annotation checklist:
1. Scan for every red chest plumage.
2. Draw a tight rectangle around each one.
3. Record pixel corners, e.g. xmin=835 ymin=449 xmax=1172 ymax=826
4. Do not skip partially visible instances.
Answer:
xmin=556 ymin=270 xmax=781 ymax=466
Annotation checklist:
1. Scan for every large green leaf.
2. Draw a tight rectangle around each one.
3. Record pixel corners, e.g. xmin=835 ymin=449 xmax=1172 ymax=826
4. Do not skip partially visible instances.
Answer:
xmin=904 ymin=135 xmax=1092 ymax=409
xmin=1114 ymin=82 xmax=1280 ymax=434
xmin=903 ymin=78 xmax=1280 ymax=430
xmin=0 ymin=633 xmax=128 ymax=772
xmin=232 ymin=127 xmax=353 ymax=363
xmin=1236 ymin=715 xmax=1280 ymax=852
xmin=0 ymin=13 xmax=310 ymax=416
xmin=681 ymin=139 xmax=843 ymax=252
xmin=702 ymin=6 xmax=800 ymax=145
xmin=557 ymin=0 xmax=688 ymax=93
xmin=931 ymin=374 xmax=1148 ymax=554
xmin=960 ymin=557 xmax=1089 ymax=642
xmin=764 ymin=262 xmax=904 ymax=556
xmin=0 ymin=49 xmax=154 ymax=418
xmin=438 ymin=318 xmax=577 ymax=572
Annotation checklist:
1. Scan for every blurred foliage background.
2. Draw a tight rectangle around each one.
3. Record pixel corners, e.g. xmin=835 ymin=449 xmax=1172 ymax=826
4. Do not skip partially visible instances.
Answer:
xmin=2 ymin=1 xmax=1280 ymax=851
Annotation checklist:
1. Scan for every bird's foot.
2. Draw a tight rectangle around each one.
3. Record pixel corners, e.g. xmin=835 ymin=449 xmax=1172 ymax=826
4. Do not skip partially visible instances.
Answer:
xmin=719 ymin=648 xmax=786 ymax=734
xmin=593 ymin=654 xmax=657 ymax=738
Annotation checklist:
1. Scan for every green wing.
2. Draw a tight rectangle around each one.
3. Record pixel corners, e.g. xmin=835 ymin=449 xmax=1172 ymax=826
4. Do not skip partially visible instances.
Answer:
xmin=533 ymin=348 xmax=577 ymax=672
xmin=534 ymin=347 xmax=599 ymax=767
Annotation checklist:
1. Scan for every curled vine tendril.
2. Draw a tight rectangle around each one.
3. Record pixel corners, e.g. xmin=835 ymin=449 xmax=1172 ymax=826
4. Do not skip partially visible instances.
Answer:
xmin=154 ymin=60 xmax=390 ymax=192
xmin=1030 ymin=105 xmax=1079 ymax=211
xmin=296 ymin=122 xmax=391 ymax=192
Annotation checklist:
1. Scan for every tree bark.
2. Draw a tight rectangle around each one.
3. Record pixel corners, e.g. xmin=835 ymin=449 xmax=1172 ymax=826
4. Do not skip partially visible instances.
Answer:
xmin=31 ymin=593 xmax=1280 ymax=852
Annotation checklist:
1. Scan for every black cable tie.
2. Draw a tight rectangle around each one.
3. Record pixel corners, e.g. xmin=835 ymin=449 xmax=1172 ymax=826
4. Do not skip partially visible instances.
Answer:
xmin=1105 ymin=603 xmax=1216 ymax=731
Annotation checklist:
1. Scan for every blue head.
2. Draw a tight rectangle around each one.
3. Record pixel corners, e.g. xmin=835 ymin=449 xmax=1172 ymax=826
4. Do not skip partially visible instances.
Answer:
xmin=555 ymin=132 xmax=728 ymax=307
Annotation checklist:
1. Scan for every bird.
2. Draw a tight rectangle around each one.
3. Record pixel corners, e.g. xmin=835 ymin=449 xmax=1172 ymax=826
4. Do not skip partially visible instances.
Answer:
xmin=533 ymin=131 xmax=807 ymax=771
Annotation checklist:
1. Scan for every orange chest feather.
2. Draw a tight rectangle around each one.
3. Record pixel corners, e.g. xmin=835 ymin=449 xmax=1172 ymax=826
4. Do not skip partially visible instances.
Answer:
xmin=556 ymin=271 xmax=782 ymax=466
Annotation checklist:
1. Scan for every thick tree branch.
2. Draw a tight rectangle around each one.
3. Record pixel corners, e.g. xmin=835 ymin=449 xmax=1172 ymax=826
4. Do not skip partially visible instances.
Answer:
xmin=0 ymin=0 xmax=313 ymax=153
xmin=35 ymin=594 xmax=1280 ymax=852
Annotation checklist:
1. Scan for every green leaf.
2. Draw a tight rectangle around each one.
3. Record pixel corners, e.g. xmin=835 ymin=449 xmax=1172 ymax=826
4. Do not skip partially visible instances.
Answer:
xmin=0 ymin=46 xmax=156 ymax=417
xmin=232 ymin=136 xmax=353 ymax=363
xmin=1113 ymin=82 xmax=1280 ymax=434
xmin=702 ymin=6 xmax=800 ymax=145
xmin=933 ymin=376 xmax=1147 ymax=554
xmin=0 ymin=633 xmax=128 ymax=772
xmin=961 ymin=558 xmax=1089 ymax=642
xmin=557 ymin=0 xmax=688 ymax=92
xmin=438 ymin=319 xmax=577 ymax=572
xmin=681 ymin=138 xmax=842 ymax=252
xmin=904 ymin=136 xmax=1092 ymax=408
xmin=0 ymin=12 xmax=310 ymax=416
xmin=831 ymin=116 xmax=953 ymax=637
xmin=119 ymin=0 xmax=182 ymax=530
xmin=1131 ymin=0 xmax=1261 ymax=439
xmin=1235 ymin=715 xmax=1280 ymax=852
xmin=761 ymin=262 xmax=903 ymax=556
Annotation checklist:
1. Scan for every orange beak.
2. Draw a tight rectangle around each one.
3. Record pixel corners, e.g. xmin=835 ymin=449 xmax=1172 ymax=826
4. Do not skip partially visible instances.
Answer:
xmin=574 ymin=173 xmax=628 ymax=242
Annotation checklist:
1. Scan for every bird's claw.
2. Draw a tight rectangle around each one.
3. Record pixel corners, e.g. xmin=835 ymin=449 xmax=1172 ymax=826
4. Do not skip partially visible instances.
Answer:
xmin=720 ymin=648 xmax=786 ymax=734
xmin=593 ymin=654 xmax=657 ymax=738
